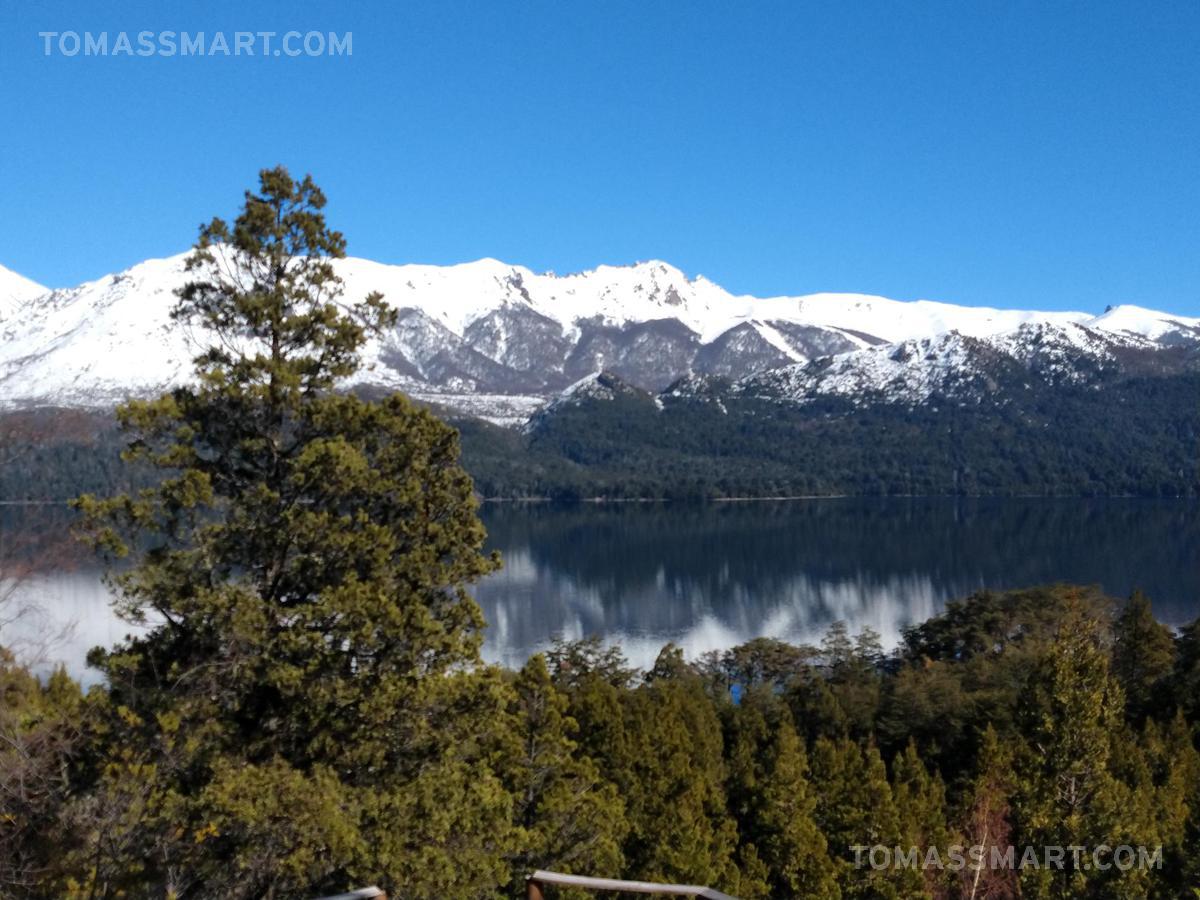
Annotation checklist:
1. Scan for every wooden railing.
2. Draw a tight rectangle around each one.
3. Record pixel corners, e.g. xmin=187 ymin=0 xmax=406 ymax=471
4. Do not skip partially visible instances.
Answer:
xmin=317 ymin=872 xmax=740 ymax=900
xmin=526 ymin=870 xmax=738 ymax=899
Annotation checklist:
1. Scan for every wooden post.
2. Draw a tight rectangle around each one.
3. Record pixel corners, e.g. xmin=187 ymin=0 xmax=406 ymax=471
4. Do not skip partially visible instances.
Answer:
xmin=526 ymin=876 xmax=545 ymax=900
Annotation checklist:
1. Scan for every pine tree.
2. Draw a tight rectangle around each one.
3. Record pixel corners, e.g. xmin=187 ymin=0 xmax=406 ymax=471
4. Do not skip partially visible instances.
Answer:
xmin=755 ymin=712 xmax=841 ymax=898
xmin=1132 ymin=712 xmax=1200 ymax=894
xmin=502 ymin=655 xmax=626 ymax=895
xmin=891 ymin=741 xmax=951 ymax=897
xmin=1014 ymin=593 xmax=1126 ymax=899
xmin=809 ymin=736 xmax=924 ymax=900
xmin=72 ymin=167 xmax=514 ymax=898
xmin=722 ymin=691 xmax=773 ymax=900
xmin=613 ymin=648 xmax=743 ymax=894
xmin=787 ymin=668 xmax=851 ymax=744
xmin=1111 ymin=591 xmax=1176 ymax=723
xmin=722 ymin=690 xmax=839 ymax=899
xmin=955 ymin=725 xmax=1019 ymax=900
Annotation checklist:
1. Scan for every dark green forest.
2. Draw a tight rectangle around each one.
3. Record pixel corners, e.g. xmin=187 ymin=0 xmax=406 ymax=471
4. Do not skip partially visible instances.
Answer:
xmin=3 ymin=169 xmax=1198 ymax=899
xmin=4 ymin=365 xmax=1197 ymax=502
xmin=454 ymin=372 xmax=1200 ymax=500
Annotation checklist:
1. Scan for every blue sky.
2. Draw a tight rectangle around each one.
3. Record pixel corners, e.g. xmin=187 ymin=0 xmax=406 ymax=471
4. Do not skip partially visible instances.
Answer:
xmin=2 ymin=0 xmax=1198 ymax=315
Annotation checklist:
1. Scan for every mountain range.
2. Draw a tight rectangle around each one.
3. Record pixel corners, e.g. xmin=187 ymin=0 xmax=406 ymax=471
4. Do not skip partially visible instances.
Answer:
xmin=2 ymin=253 xmax=1199 ymax=427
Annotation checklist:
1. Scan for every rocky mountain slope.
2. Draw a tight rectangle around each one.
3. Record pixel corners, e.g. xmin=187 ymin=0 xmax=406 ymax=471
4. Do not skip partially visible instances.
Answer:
xmin=2 ymin=252 xmax=1198 ymax=426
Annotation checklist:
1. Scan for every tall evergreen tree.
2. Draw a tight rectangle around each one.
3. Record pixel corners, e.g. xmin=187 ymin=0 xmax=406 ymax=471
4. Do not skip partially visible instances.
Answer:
xmin=1132 ymin=713 xmax=1200 ymax=894
xmin=0 ymin=657 xmax=86 ymax=895
xmin=502 ymin=655 xmax=626 ymax=894
xmin=809 ymin=736 xmax=924 ymax=899
xmin=1111 ymin=591 xmax=1176 ymax=723
xmin=955 ymin=725 xmax=1019 ymax=900
xmin=611 ymin=647 xmax=743 ymax=894
xmin=1014 ymin=594 xmax=1126 ymax=899
xmin=72 ymin=167 xmax=514 ymax=898
xmin=1170 ymin=616 xmax=1200 ymax=722
xmin=722 ymin=690 xmax=839 ymax=899
xmin=891 ymin=741 xmax=952 ymax=897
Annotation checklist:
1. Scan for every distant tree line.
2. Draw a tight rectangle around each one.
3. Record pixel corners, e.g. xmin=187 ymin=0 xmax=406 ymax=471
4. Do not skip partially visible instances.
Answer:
xmin=455 ymin=372 xmax=1200 ymax=500
xmin=6 ymin=364 xmax=1197 ymax=502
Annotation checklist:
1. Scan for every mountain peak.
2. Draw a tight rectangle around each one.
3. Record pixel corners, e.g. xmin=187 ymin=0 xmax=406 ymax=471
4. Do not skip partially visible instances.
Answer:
xmin=1086 ymin=304 xmax=1200 ymax=340
xmin=0 ymin=263 xmax=49 ymax=310
xmin=2 ymin=252 xmax=1198 ymax=420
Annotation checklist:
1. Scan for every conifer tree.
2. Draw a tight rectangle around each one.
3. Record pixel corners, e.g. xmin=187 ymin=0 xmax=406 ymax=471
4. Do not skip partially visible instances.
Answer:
xmin=545 ymin=638 xmax=635 ymax=791
xmin=1129 ymin=712 xmax=1200 ymax=894
xmin=1171 ymin=617 xmax=1200 ymax=724
xmin=756 ymin=719 xmax=841 ymax=899
xmin=0 ymin=657 xmax=86 ymax=894
xmin=1014 ymin=594 xmax=1126 ymax=899
xmin=787 ymin=668 xmax=851 ymax=743
xmin=72 ymin=166 xmax=514 ymax=898
xmin=722 ymin=690 xmax=839 ymax=898
xmin=1111 ymin=591 xmax=1176 ymax=723
xmin=955 ymin=725 xmax=1019 ymax=900
xmin=891 ymin=741 xmax=951 ymax=897
xmin=613 ymin=647 xmax=742 ymax=894
xmin=809 ymin=736 xmax=924 ymax=899
xmin=502 ymin=655 xmax=626 ymax=894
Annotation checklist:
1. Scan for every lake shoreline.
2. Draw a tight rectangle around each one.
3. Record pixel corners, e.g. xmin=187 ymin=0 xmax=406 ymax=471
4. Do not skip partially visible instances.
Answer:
xmin=6 ymin=494 xmax=1195 ymax=507
xmin=475 ymin=493 xmax=1191 ymax=503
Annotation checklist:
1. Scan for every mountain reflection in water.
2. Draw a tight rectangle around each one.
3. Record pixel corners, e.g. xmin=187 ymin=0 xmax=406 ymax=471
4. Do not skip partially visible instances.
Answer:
xmin=2 ymin=498 xmax=1197 ymax=679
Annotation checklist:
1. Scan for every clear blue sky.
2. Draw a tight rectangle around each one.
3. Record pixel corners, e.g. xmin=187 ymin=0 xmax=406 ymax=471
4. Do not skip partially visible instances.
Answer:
xmin=2 ymin=0 xmax=1198 ymax=314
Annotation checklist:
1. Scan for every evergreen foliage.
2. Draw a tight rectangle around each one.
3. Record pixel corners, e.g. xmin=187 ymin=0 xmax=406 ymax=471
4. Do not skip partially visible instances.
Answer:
xmin=1113 ymin=590 xmax=1177 ymax=723
xmin=4 ymin=579 xmax=1200 ymax=897
xmin=66 ymin=167 xmax=517 ymax=897
xmin=502 ymin=655 xmax=626 ymax=895
xmin=453 ymin=372 xmax=1200 ymax=500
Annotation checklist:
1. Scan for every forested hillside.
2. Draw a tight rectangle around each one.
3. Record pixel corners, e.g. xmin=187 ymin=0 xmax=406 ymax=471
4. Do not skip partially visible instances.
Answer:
xmin=4 ymin=364 xmax=1198 ymax=502
xmin=455 ymin=370 xmax=1200 ymax=499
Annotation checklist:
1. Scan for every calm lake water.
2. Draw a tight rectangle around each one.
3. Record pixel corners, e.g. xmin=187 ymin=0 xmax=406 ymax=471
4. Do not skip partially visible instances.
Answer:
xmin=3 ymin=499 xmax=1198 ymax=680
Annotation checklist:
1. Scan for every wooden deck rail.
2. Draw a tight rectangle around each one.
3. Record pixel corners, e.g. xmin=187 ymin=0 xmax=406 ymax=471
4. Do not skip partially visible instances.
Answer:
xmin=526 ymin=869 xmax=738 ymax=899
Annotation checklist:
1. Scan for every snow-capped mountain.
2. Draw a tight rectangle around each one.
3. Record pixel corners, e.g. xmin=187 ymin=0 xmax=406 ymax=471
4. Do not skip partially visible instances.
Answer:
xmin=732 ymin=321 xmax=1189 ymax=408
xmin=0 ymin=264 xmax=47 ymax=322
xmin=1 ymin=252 xmax=1198 ymax=424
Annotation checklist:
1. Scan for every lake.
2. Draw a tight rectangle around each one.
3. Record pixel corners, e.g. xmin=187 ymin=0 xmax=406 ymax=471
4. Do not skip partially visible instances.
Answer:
xmin=3 ymin=498 xmax=1198 ymax=680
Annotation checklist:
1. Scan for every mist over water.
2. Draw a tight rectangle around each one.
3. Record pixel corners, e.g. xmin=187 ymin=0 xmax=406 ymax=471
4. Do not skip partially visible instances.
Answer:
xmin=3 ymin=498 xmax=1198 ymax=680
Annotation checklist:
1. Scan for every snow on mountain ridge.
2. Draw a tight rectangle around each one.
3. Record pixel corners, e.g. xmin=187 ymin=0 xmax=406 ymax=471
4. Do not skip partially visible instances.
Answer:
xmin=740 ymin=320 xmax=1163 ymax=408
xmin=1087 ymin=304 xmax=1200 ymax=341
xmin=1 ymin=251 xmax=1197 ymax=416
xmin=0 ymin=264 xmax=49 ymax=319
xmin=7 ymin=251 xmax=1186 ymax=343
